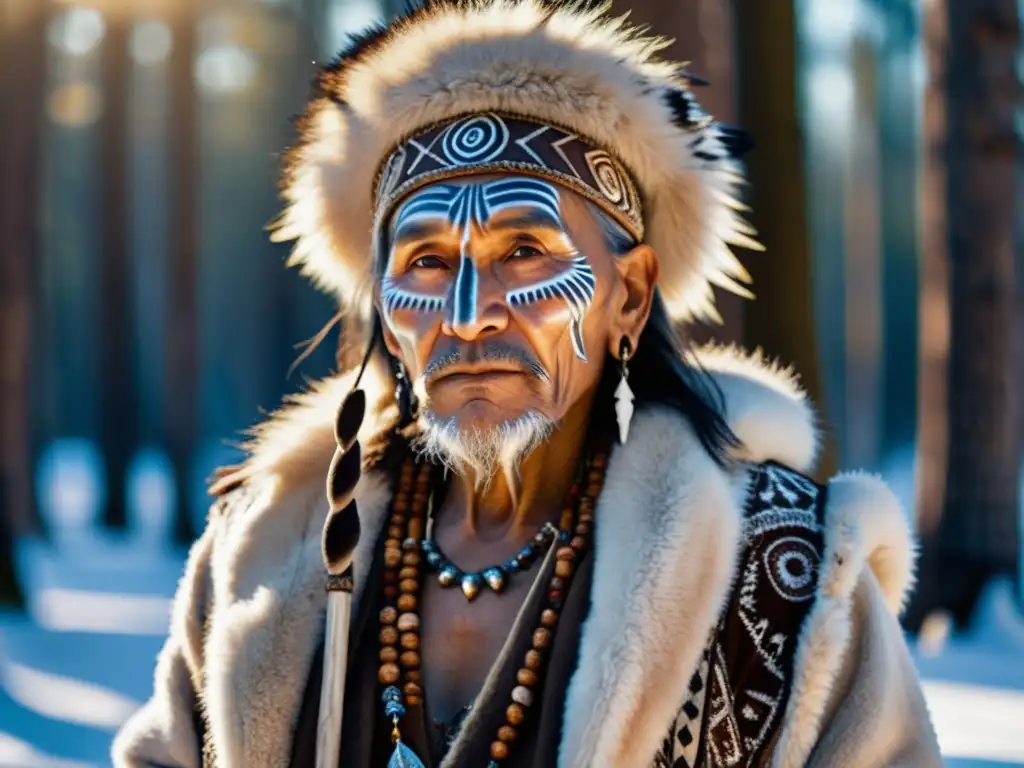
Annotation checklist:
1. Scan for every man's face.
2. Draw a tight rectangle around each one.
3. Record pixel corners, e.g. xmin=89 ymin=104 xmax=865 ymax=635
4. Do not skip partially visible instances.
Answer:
xmin=378 ymin=173 xmax=626 ymax=440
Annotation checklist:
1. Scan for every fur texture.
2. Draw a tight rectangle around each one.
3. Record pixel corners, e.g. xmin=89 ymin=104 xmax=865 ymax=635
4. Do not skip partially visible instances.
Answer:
xmin=273 ymin=0 xmax=760 ymax=324
xmin=772 ymin=472 xmax=917 ymax=767
xmin=113 ymin=346 xmax=937 ymax=767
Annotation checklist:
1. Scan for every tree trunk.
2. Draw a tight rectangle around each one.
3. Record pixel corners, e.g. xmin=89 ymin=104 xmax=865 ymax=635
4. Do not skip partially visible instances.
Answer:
xmin=166 ymin=1 xmax=200 ymax=544
xmin=905 ymin=0 xmax=951 ymax=632
xmin=0 ymin=0 xmax=47 ymax=605
xmin=910 ymin=0 xmax=1021 ymax=629
xmin=100 ymin=17 xmax=138 ymax=531
xmin=734 ymin=0 xmax=835 ymax=480
xmin=621 ymin=0 xmax=744 ymax=346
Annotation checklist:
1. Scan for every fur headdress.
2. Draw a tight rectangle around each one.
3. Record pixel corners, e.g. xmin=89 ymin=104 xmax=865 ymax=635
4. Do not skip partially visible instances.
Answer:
xmin=272 ymin=0 xmax=761 ymax=324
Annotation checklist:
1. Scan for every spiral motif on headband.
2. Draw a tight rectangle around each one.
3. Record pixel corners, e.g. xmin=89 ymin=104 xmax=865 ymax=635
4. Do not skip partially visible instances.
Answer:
xmin=442 ymin=113 xmax=510 ymax=165
xmin=585 ymin=149 xmax=629 ymax=210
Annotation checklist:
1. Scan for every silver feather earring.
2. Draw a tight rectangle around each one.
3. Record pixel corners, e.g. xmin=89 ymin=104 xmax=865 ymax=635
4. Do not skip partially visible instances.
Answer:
xmin=614 ymin=336 xmax=635 ymax=444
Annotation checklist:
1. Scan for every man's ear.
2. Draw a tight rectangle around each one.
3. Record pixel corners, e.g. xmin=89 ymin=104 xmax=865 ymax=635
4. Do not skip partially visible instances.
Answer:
xmin=608 ymin=243 xmax=659 ymax=358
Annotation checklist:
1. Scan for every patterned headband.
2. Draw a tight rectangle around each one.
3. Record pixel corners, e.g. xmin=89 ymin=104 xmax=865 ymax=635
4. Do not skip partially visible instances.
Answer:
xmin=373 ymin=112 xmax=644 ymax=241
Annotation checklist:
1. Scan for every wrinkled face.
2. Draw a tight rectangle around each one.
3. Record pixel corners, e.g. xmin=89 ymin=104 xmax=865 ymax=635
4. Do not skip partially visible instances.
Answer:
xmin=378 ymin=173 xmax=652 ymax=473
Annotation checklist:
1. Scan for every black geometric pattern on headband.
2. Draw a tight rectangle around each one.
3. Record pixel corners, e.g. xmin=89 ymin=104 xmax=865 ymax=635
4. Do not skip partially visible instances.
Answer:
xmin=374 ymin=112 xmax=644 ymax=241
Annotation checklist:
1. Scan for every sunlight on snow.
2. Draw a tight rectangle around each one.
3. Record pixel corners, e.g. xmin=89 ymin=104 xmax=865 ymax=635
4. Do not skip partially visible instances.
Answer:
xmin=0 ymin=659 xmax=140 ymax=730
xmin=31 ymin=588 xmax=171 ymax=636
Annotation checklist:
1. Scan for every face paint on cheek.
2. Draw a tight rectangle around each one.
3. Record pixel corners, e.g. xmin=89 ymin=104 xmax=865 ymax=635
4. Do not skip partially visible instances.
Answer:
xmin=506 ymin=254 xmax=596 ymax=362
xmin=380 ymin=277 xmax=447 ymax=318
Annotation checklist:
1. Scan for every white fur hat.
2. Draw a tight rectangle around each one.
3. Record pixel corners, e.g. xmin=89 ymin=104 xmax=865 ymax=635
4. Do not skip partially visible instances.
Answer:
xmin=271 ymin=0 xmax=761 ymax=324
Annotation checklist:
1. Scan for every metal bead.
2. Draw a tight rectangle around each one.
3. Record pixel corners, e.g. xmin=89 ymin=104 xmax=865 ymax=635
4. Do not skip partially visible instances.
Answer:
xmin=484 ymin=567 xmax=506 ymax=593
xmin=438 ymin=565 xmax=459 ymax=587
xmin=461 ymin=572 xmax=483 ymax=601
xmin=426 ymin=551 xmax=443 ymax=568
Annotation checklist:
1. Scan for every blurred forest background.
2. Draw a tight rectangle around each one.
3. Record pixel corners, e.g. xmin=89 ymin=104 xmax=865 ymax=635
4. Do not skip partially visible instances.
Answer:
xmin=1 ymin=0 xmax=1023 ymax=765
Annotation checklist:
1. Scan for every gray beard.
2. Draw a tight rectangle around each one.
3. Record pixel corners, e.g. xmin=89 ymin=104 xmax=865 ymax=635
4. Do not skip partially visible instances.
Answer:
xmin=414 ymin=410 xmax=556 ymax=491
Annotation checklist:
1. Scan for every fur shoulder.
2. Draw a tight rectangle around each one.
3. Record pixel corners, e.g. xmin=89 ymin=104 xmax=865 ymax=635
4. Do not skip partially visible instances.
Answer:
xmin=695 ymin=344 xmax=820 ymax=474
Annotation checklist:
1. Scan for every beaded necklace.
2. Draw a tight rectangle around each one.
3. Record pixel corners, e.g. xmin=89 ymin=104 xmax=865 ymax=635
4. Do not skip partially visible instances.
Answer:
xmin=376 ymin=439 xmax=610 ymax=767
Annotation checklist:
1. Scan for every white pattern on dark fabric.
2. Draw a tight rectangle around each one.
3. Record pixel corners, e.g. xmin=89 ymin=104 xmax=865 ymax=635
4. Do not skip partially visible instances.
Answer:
xmin=652 ymin=641 xmax=713 ymax=768
xmin=648 ymin=462 xmax=824 ymax=768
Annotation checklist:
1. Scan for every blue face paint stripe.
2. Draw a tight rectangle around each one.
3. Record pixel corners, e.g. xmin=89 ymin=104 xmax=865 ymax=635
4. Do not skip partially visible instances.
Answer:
xmin=505 ymin=255 xmax=596 ymax=362
xmin=380 ymin=277 xmax=446 ymax=319
xmin=452 ymin=255 xmax=478 ymax=326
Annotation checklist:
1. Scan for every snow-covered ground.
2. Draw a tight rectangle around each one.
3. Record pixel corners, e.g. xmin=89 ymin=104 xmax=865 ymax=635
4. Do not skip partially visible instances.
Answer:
xmin=1 ymin=444 xmax=1022 ymax=767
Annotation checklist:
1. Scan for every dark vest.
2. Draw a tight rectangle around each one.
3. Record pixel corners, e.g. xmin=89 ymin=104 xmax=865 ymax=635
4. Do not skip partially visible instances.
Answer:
xmin=654 ymin=461 xmax=826 ymax=768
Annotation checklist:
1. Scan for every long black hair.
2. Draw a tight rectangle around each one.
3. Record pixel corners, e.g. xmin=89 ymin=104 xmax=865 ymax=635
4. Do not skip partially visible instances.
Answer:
xmin=590 ymin=291 xmax=739 ymax=467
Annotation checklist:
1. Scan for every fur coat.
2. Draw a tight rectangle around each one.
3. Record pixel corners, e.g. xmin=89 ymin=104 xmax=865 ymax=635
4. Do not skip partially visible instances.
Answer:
xmin=112 ymin=347 xmax=941 ymax=767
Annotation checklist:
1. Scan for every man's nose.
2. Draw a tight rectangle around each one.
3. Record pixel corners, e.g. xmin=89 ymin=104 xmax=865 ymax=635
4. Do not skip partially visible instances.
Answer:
xmin=441 ymin=257 xmax=509 ymax=340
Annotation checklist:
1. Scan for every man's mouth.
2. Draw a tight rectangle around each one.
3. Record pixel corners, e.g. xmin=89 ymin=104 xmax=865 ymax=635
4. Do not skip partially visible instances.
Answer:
xmin=430 ymin=364 xmax=528 ymax=385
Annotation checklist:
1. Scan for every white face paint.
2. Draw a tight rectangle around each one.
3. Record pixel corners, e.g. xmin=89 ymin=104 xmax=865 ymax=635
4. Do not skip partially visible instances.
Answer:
xmin=382 ymin=176 xmax=596 ymax=361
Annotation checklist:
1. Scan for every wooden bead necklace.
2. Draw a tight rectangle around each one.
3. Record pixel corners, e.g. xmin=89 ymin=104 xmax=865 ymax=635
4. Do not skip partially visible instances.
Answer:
xmin=376 ymin=438 xmax=610 ymax=767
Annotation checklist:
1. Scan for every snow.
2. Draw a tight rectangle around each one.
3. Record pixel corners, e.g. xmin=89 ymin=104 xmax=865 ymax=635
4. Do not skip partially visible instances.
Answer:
xmin=0 ymin=442 xmax=1021 ymax=766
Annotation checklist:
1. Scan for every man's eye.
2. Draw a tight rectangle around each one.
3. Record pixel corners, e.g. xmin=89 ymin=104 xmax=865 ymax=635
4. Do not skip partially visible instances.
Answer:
xmin=411 ymin=255 xmax=447 ymax=269
xmin=507 ymin=245 xmax=542 ymax=261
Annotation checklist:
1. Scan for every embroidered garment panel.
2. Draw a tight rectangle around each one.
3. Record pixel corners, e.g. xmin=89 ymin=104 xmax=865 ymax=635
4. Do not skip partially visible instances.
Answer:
xmin=652 ymin=462 xmax=826 ymax=768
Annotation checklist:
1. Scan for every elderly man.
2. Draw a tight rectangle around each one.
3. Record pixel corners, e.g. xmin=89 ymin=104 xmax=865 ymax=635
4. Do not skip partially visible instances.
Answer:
xmin=114 ymin=2 xmax=940 ymax=767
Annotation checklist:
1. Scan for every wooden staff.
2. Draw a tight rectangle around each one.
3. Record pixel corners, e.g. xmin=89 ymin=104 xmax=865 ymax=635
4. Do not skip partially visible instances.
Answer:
xmin=316 ymin=389 xmax=366 ymax=768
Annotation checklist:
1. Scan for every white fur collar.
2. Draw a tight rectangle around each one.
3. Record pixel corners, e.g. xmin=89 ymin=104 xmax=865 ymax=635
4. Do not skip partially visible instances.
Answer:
xmin=201 ymin=346 xmax=832 ymax=767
